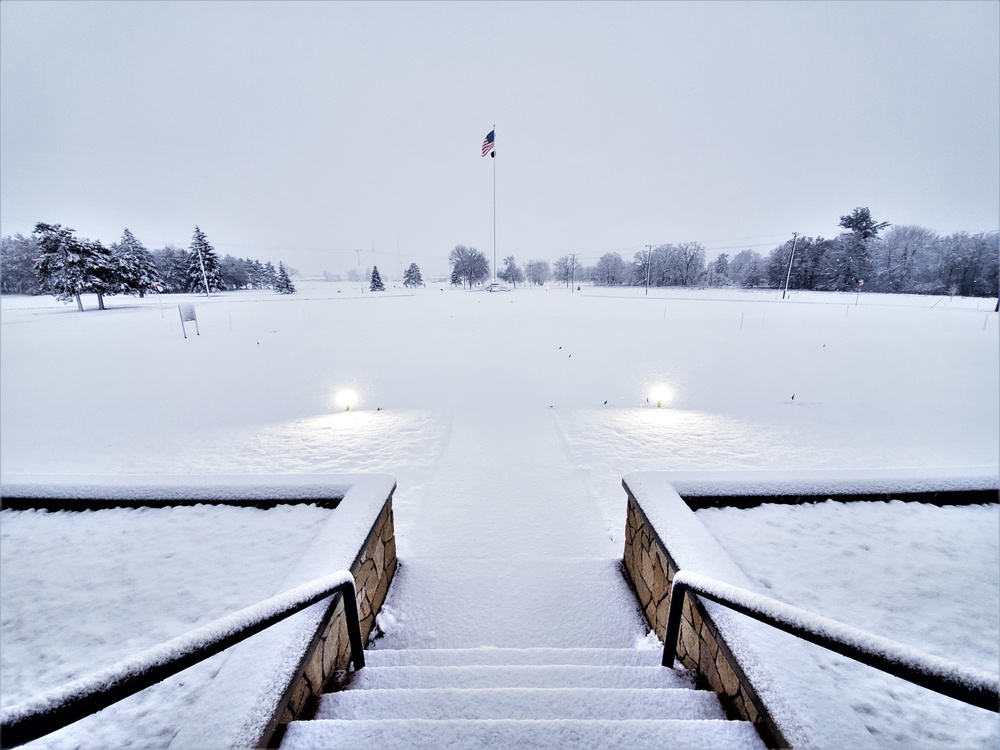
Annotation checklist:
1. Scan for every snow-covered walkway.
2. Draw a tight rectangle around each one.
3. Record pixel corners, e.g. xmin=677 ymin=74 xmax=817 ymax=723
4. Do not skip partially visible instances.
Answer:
xmin=373 ymin=408 xmax=644 ymax=650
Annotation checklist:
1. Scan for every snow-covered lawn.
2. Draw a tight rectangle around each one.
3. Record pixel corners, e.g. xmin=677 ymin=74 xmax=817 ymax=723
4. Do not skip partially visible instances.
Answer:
xmin=0 ymin=504 xmax=338 ymax=706
xmin=0 ymin=505 xmax=333 ymax=748
xmin=699 ymin=500 xmax=999 ymax=749
xmin=1 ymin=282 xmax=997 ymax=747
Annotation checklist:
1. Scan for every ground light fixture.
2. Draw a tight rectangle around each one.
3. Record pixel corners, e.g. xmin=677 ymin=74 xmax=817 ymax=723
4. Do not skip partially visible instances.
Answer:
xmin=335 ymin=389 xmax=358 ymax=412
xmin=648 ymin=385 xmax=673 ymax=408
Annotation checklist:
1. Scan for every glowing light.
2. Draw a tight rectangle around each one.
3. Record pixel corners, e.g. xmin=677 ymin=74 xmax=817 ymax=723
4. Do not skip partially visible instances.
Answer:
xmin=335 ymin=389 xmax=358 ymax=411
xmin=648 ymin=385 xmax=673 ymax=408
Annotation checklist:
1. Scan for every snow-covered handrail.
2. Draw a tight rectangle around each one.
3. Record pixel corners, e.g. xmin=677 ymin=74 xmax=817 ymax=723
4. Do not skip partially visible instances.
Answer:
xmin=663 ymin=570 xmax=999 ymax=713
xmin=0 ymin=571 xmax=364 ymax=749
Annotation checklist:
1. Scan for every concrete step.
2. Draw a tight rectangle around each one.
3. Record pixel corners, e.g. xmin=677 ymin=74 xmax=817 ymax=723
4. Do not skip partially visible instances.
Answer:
xmin=364 ymin=647 xmax=661 ymax=668
xmin=338 ymin=664 xmax=697 ymax=690
xmin=315 ymin=686 xmax=728 ymax=721
xmin=281 ymin=718 xmax=767 ymax=750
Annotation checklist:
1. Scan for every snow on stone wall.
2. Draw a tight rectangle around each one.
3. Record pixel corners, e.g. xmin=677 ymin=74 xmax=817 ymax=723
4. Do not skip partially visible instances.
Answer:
xmin=622 ymin=472 xmax=880 ymax=750
xmin=267 ymin=495 xmax=397 ymax=744
xmin=0 ymin=473 xmax=397 ymax=750
xmin=168 ymin=474 xmax=398 ymax=750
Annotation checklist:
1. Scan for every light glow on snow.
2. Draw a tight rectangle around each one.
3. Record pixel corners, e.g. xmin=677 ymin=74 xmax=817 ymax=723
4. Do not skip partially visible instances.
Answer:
xmin=647 ymin=385 xmax=673 ymax=408
xmin=334 ymin=389 xmax=359 ymax=412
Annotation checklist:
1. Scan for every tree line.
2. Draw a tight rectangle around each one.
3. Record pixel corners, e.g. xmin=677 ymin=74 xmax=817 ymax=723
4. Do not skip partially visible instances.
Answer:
xmin=0 ymin=224 xmax=296 ymax=308
xmin=448 ymin=244 xmax=553 ymax=288
xmin=446 ymin=209 xmax=996 ymax=298
xmin=577 ymin=209 xmax=998 ymax=298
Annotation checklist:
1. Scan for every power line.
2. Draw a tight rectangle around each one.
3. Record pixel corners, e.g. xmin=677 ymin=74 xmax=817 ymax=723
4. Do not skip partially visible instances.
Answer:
xmin=219 ymin=244 xmax=368 ymax=254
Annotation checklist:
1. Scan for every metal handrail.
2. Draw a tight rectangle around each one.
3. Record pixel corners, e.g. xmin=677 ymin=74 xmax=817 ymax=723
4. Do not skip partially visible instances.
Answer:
xmin=663 ymin=570 xmax=999 ymax=712
xmin=0 ymin=571 xmax=365 ymax=749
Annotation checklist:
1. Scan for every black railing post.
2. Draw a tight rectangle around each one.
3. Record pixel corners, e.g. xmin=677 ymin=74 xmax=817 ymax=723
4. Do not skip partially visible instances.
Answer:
xmin=341 ymin=583 xmax=365 ymax=670
xmin=662 ymin=581 xmax=688 ymax=668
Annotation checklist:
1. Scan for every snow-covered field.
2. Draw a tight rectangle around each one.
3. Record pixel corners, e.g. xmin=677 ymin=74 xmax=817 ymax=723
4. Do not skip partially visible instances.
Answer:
xmin=0 ymin=504 xmax=335 ymax=748
xmin=699 ymin=500 xmax=999 ymax=748
xmin=2 ymin=281 xmax=998 ymax=748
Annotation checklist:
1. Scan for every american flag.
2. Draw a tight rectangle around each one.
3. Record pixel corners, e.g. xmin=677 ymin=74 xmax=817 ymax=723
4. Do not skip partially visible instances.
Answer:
xmin=481 ymin=130 xmax=494 ymax=157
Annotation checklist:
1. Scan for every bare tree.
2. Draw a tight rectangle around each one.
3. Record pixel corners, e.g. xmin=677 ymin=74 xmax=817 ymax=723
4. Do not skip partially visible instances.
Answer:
xmin=525 ymin=259 xmax=551 ymax=286
xmin=871 ymin=225 xmax=938 ymax=293
xmin=448 ymin=245 xmax=490 ymax=288
xmin=729 ymin=249 xmax=766 ymax=288
xmin=593 ymin=252 xmax=627 ymax=285
xmin=673 ymin=242 xmax=707 ymax=286
xmin=553 ymin=255 xmax=581 ymax=287
xmin=498 ymin=256 xmax=524 ymax=287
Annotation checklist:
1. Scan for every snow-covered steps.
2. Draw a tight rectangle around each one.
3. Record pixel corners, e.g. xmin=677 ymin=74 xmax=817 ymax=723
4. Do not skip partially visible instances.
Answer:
xmin=362 ymin=646 xmax=660 ymax=667
xmin=314 ymin=687 xmax=728 ymax=721
xmin=281 ymin=648 xmax=766 ymax=750
xmin=337 ymin=663 xmax=697 ymax=690
xmin=281 ymin=718 xmax=766 ymax=750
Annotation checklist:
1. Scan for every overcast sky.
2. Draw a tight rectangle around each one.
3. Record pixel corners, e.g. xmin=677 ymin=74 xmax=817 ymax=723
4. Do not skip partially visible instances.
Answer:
xmin=2 ymin=1 xmax=997 ymax=278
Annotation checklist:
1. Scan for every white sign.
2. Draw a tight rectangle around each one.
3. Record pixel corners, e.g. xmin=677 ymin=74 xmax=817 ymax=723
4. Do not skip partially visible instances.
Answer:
xmin=178 ymin=304 xmax=200 ymax=338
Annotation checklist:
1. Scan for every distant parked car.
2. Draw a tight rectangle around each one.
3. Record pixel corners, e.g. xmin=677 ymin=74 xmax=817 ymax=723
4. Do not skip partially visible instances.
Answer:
xmin=484 ymin=282 xmax=511 ymax=292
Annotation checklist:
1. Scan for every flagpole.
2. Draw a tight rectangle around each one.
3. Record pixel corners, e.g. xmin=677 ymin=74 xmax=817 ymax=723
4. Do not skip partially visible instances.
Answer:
xmin=492 ymin=124 xmax=496 ymax=282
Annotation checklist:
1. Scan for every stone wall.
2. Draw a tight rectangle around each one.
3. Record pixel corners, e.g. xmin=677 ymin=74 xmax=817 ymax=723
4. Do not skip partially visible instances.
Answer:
xmin=623 ymin=494 xmax=786 ymax=748
xmin=264 ymin=497 xmax=397 ymax=745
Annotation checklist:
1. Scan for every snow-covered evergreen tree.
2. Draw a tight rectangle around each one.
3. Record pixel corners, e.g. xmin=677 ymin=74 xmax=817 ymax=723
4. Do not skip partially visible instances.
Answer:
xmin=817 ymin=208 xmax=889 ymax=292
xmin=87 ymin=240 xmax=117 ymax=309
xmin=33 ymin=223 xmax=115 ymax=311
xmin=263 ymin=261 xmax=278 ymax=289
xmin=274 ymin=262 xmax=296 ymax=294
xmin=403 ymin=262 xmax=423 ymax=288
xmin=112 ymin=228 xmax=161 ymax=297
xmin=151 ymin=246 xmax=190 ymax=292
xmin=0 ymin=233 xmax=42 ymax=295
xmin=220 ymin=255 xmax=250 ymax=290
xmin=370 ymin=265 xmax=386 ymax=291
xmin=243 ymin=259 xmax=263 ymax=289
xmin=187 ymin=226 xmax=225 ymax=295
xmin=707 ymin=253 xmax=730 ymax=287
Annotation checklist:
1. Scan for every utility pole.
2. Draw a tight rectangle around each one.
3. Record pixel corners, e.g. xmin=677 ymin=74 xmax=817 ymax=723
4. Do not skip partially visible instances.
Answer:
xmin=782 ymin=232 xmax=799 ymax=300
xmin=645 ymin=245 xmax=653 ymax=296
xmin=492 ymin=124 xmax=497 ymax=281
xmin=570 ymin=253 xmax=577 ymax=292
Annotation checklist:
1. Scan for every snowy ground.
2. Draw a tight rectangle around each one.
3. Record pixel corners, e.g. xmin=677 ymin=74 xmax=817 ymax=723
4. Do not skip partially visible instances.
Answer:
xmin=1 ymin=282 xmax=998 ymax=748
xmin=0 ymin=504 xmax=335 ymax=748
xmin=699 ymin=500 xmax=999 ymax=749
